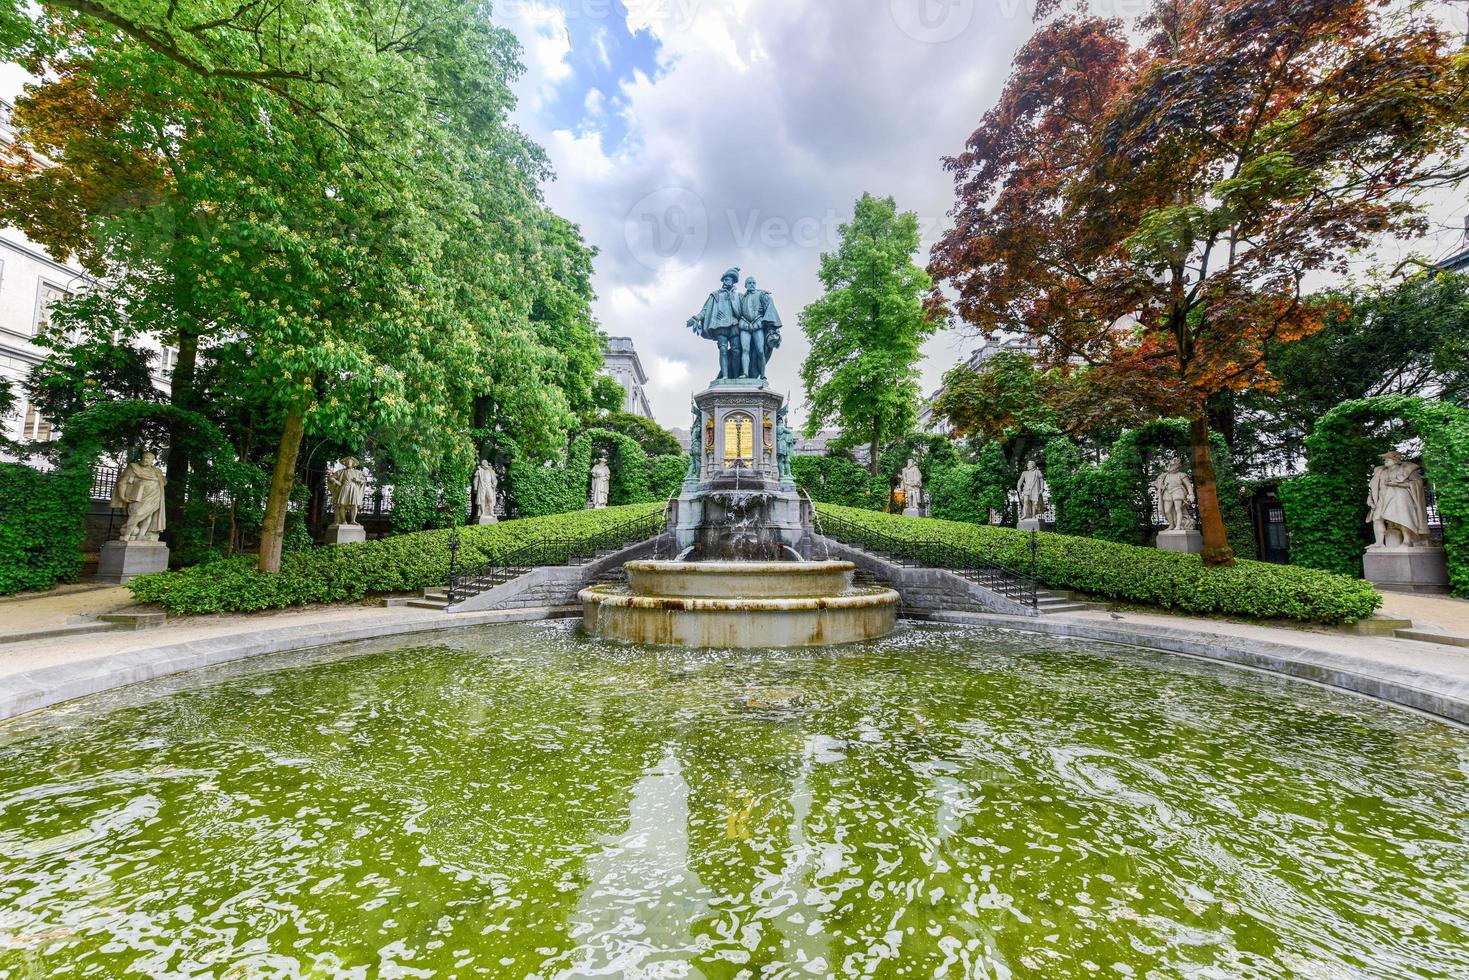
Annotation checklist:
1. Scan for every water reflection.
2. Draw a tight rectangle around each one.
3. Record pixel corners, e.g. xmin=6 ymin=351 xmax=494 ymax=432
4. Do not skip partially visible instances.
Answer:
xmin=0 ymin=622 xmax=1466 ymax=977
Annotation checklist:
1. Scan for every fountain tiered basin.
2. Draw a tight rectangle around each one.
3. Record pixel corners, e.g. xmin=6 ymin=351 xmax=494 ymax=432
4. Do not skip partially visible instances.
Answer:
xmin=580 ymin=559 xmax=899 ymax=647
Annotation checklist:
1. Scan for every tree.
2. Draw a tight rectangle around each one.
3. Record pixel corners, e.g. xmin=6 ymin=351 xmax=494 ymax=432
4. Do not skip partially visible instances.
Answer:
xmin=1235 ymin=271 xmax=1469 ymax=472
xmin=930 ymin=0 xmax=1469 ymax=565
xmin=595 ymin=411 xmax=683 ymax=457
xmin=0 ymin=0 xmax=604 ymax=573
xmin=800 ymin=193 xmax=939 ymax=474
xmin=933 ymin=350 xmax=1061 ymax=443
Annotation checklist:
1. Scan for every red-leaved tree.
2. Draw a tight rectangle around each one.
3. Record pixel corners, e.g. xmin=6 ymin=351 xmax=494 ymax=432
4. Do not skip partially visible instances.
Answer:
xmin=930 ymin=0 xmax=1469 ymax=565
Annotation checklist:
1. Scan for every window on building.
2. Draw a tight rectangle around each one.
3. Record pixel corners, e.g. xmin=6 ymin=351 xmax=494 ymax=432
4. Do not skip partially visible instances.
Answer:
xmin=159 ymin=346 xmax=177 ymax=378
xmin=34 ymin=281 xmax=72 ymax=338
xmin=21 ymin=401 xmax=53 ymax=442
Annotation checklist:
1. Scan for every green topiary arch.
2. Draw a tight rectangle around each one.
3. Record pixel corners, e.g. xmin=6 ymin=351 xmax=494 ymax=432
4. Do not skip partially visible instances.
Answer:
xmin=506 ymin=427 xmax=682 ymax=518
xmin=1278 ymin=395 xmax=1469 ymax=595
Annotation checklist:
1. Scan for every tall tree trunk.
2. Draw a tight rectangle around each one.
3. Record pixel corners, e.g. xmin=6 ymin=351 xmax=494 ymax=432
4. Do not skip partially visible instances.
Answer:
xmin=868 ymin=419 xmax=881 ymax=477
xmin=258 ymin=404 xmax=307 ymax=574
xmin=163 ymin=322 xmax=200 ymax=538
xmin=1189 ymin=414 xmax=1235 ymax=567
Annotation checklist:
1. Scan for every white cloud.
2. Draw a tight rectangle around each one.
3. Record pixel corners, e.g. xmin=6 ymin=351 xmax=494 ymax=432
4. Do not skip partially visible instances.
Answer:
xmin=500 ymin=1 xmax=573 ymax=111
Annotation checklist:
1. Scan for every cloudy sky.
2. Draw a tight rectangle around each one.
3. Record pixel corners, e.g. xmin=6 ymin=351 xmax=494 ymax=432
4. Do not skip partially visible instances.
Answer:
xmin=497 ymin=0 xmax=1469 ymax=430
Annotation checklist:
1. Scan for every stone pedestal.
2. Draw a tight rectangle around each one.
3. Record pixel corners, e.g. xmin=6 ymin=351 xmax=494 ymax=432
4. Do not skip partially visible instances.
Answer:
xmin=903 ymin=506 xmax=923 ymax=518
xmin=325 ymin=523 xmax=367 ymax=545
xmin=1017 ymin=517 xmax=1042 ymax=532
xmin=474 ymin=514 xmax=497 ymax=526
xmin=96 ymin=540 xmax=169 ymax=584
xmin=1156 ymin=529 xmax=1203 ymax=554
xmin=1363 ymin=545 xmax=1449 ymax=594
xmin=674 ymin=382 xmax=813 ymax=560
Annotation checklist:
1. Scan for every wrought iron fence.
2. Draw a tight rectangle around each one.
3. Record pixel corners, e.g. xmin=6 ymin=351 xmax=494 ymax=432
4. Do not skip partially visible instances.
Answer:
xmin=446 ymin=507 xmax=666 ymax=605
xmin=814 ymin=509 xmax=1039 ymax=609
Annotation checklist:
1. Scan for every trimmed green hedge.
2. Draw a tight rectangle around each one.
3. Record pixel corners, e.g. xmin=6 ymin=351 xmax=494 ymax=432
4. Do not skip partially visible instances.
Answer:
xmin=130 ymin=502 xmax=664 ymax=614
xmin=817 ymin=504 xmax=1380 ymax=624
xmin=791 ymin=454 xmax=887 ymax=510
xmin=0 ymin=463 xmax=83 ymax=594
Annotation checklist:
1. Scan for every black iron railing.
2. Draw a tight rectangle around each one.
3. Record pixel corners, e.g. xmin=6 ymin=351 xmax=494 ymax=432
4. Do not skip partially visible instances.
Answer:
xmin=446 ymin=507 xmax=666 ymax=605
xmin=814 ymin=509 xmax=1040 ymax=609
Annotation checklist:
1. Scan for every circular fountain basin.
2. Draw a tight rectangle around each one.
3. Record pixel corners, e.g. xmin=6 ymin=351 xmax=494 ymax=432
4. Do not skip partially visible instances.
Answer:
xmin=625 ymin=559 xmax=858 ymax=598
xmin=582 ymin=560 xmax=899 ymax=647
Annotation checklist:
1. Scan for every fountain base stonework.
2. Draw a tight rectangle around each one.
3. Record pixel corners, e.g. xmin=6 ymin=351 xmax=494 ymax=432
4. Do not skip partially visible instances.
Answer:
xmin=580 ymin=561 xmax=899 ymax=647
xmin=581 ymin=272 xmax=900 ymax=647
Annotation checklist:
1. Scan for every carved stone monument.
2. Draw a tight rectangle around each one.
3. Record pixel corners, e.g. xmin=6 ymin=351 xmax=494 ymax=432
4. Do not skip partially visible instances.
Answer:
xmin=1152 ymin=458 xmax=1202 ymax=554
xmin=671 ymin=269 xmax=812 ymax=559
xmin=1016 ymin=459 xmax=1047 ymax=531
xmin=97 ymin=450 xmax=170 ymax=583
xmin=589 ymin=455 xmax=611 ymax=509
xmin=1363 ymin=451 xmax=1448 ymax=593
xmin=473 ymin=459 xmax=498 ymax=525
xmin=325 ymin=456 xmax=368 ymax=545
xmin=900 ymin=457 xmax=924 ymax=517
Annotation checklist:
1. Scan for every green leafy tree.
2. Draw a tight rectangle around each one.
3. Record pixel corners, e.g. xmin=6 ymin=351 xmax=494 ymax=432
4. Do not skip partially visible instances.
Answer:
xmin=800 ymin=193 xmax=939 ymax=474
xmin=1236 ymin=272 xmax=1469 ymax=473
xmin=595 ymin=411 xmax=682 ymax=457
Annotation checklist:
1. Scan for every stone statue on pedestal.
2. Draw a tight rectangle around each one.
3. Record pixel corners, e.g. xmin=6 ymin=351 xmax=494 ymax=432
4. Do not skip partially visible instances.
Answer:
xmin=98 ymin=450 xmax=171 ymax=583
xmin=1152 ymin=459 xmax=1196 ymax=532
xmin=776 ymin=405 xmax=795 ymax=482
xmin=1016 ymin=460 xmax=1047 ymax=523
xmin=1367 ymin=451 xmax=1430 ymax=548
xmin=328 ymin=457 xmax=368 ymax=525
xmin=1362 ymin=450 xmax=1448 ymax=592
xmin=112 ymin=451 xmax=167 ymax=541
xmin=589 ymin=455 xmax=611 ymax=509
xmin=900 ymin=457 xmax=924 ymax=516
xmin=473 ymin=460 xmax=498 ymax=525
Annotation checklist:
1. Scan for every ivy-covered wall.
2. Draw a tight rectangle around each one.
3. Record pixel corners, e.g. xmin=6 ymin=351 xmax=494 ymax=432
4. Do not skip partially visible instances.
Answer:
xmin=1278 ymin=395 xmax=1468 ymax=595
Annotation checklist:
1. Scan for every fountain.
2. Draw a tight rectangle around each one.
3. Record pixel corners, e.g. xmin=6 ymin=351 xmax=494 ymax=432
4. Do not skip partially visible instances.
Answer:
xmin=580 ymin=268 xmax=899 ymax=647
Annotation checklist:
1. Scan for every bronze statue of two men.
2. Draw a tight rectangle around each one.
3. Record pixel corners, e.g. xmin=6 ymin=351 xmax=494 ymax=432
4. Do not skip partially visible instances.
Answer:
xmin=687 ymin=267 xmax=783 ymax=382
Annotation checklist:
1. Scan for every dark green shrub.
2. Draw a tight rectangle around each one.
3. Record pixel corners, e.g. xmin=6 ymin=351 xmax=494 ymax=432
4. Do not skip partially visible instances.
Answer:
xmin=507 ymin=428 xmax=656 ymax=518
xmin=130 ymin=502 xmax=664 ymax=614
xmin=791 ymin=454 xmax=888 ymax=510
xmin=648 ymin=454 xmax=689 ymax=500
xmin=0 ymin=464 xmax=83 ymax=594
xmin=817 ymin=503 xmax=1380 ymax=624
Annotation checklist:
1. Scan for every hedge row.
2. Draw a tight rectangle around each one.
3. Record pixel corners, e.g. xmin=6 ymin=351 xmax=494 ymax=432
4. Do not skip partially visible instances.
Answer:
xmin=0 ymin=463 xmax=84 ymax=594
xmin=816 ymin=504 xmax=1381 ymax=624
xmin=129 ymin=502 xmax=664 ymax=614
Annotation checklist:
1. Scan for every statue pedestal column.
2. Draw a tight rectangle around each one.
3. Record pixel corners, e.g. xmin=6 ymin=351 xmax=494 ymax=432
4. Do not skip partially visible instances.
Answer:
xmin=903 ymin=505 xmax=923 ymax=518
xmin=1155 ymin=529 xmax=1203 ymax=554
xmin=96 ymin=540 xmax=169 ymax=584
xmin=326 ymin=523 xmax=367 ymax=545
xmin=474 ymin=514 xmax=497 ymax=526
xmin=1363 ymin=545 xmax=1449 ymax=594
xmin=1017 ymin=517 xmax=1043 ymax=532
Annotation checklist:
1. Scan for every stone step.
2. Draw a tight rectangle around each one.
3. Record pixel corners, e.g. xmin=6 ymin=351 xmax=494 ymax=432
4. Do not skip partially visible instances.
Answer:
xmin=1394 ymin=628 xmax=1469 ymax=649
xmin=407 ymin=598 xmax=449 ymax=611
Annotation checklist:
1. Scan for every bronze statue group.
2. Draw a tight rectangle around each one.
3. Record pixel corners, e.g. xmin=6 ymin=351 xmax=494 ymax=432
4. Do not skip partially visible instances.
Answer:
xmin=687 ymin=267 xmax=783 ymax=381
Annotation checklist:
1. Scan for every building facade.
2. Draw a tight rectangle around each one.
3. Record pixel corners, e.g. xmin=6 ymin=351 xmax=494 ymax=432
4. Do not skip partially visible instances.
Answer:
xmin=0 ymin=96 xmax=173 ymax=451
xmin=600 ymin=336 xmax=654 ymax=419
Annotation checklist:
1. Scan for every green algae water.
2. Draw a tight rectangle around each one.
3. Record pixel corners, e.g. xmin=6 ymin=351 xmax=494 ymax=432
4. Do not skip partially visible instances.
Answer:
xmin=1 ymin=623 xmax=1467 ymax=978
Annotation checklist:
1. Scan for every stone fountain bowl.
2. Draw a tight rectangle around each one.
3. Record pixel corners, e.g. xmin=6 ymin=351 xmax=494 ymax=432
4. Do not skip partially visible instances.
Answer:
xmin=623 ymin=559 xmax=857 ymax=598
xmin=581 ymin=560 xmax=900 ymax=648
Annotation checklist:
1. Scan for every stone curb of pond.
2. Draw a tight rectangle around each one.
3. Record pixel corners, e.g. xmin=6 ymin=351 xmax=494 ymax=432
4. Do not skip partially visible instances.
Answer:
xmin=1 ymin=607 xmax=1467 ymax=728
xmin=0 ymin=606 xmax=579 ymax=723
xmin=925 ymin=611 xmax=1469 ymax=727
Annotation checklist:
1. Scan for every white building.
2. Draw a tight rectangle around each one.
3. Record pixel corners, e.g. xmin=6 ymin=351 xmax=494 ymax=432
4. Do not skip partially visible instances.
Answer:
xmin=0 ymin=94 xmax=173 ymax=450
xmin=917 ymin=333 xmax=1044 ymax=433
xmin=600 ymin=336 xmax=654 ymax=419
